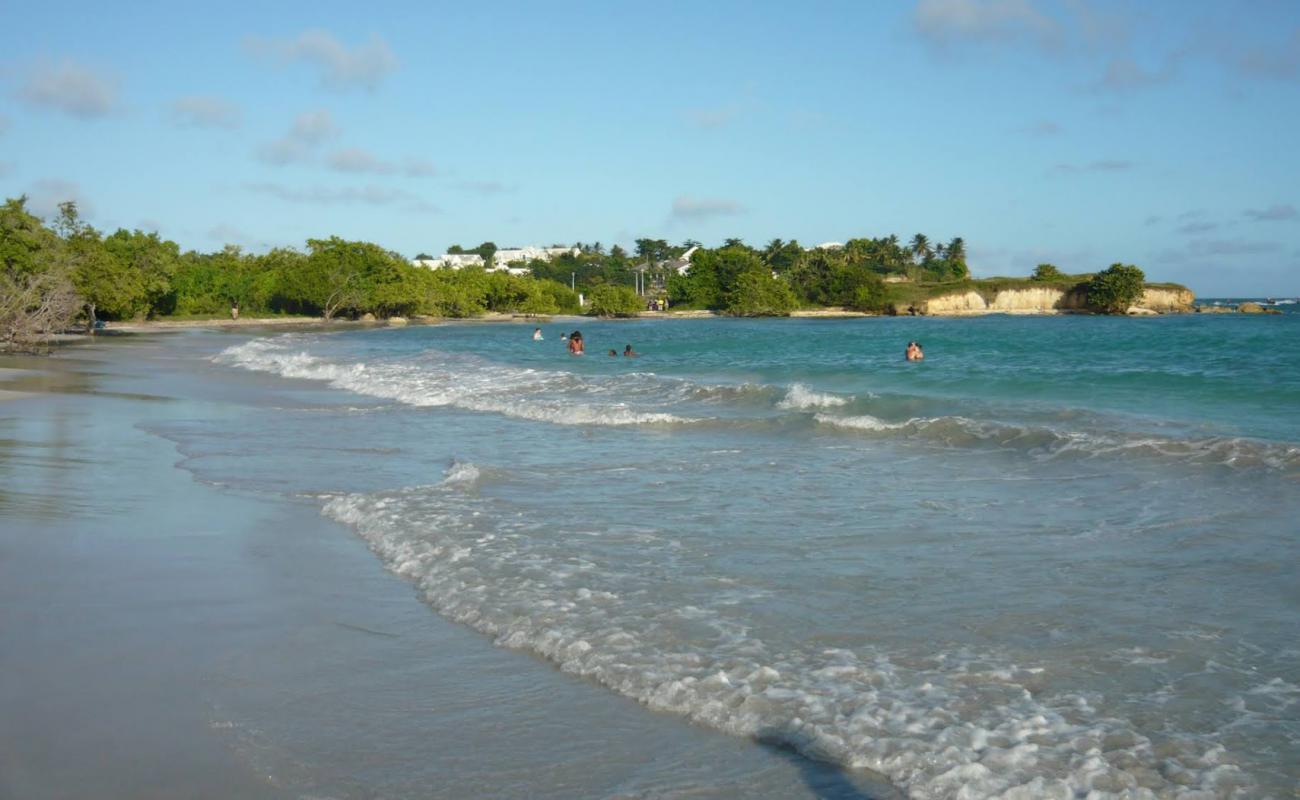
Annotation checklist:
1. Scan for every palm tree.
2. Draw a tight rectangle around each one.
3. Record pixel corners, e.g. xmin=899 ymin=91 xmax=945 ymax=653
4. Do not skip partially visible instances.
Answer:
xmin=909 ymin=233 xmax=931 ymax=264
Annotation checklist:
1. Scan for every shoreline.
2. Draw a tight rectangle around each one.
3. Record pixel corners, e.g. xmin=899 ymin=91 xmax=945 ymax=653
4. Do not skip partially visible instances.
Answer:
xmin=0 ymin=332 xmax=900 ymax=800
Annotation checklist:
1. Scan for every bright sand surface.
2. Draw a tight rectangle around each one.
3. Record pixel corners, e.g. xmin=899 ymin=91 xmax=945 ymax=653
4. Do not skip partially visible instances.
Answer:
xmin=0 ymin=331 xmax=897 ymax=800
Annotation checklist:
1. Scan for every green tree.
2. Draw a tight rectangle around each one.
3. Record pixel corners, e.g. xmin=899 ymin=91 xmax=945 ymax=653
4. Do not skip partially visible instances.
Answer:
xmin=909 ymin=233 xmax=932 ymax=264
xmin=1086 ymin=263 xmax=1146 ymax=313
xmin=586 ymin=284 xmax=643 ymax=317
xmin=1032 ymin=263 xmax=1063 ymax=281
xmin=723 ymin=269 xmax=797 ymax=316
xmin=57 ymin=203 xmax=146 ymax=326
xmin=1 ymin=196 xmax=80 ymax=350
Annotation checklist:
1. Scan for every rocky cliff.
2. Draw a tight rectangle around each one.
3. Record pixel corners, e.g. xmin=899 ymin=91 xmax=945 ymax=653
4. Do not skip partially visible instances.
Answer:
xmin=919 ymin=286 xmax=1193 ymax=316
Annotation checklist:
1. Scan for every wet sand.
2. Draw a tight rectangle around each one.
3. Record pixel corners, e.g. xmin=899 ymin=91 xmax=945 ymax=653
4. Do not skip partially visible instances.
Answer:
xmin=0 ymin=331 xmax=897 ymax=800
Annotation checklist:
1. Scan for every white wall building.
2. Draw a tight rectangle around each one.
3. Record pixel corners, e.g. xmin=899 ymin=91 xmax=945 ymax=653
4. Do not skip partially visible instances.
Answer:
xmin=492 ymin=246 xmax=579 ymax=270
xmin=412 ymin=253 xmax=485 ymax=270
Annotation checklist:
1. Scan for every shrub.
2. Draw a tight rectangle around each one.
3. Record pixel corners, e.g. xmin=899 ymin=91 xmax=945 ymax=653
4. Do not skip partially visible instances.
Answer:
xmin=586 ymin=284 xmax=643 ymax=317
xmin=1086 ymin=263 xmax=1145 ymax=313
xmin=1032 ymin=263 xmax=1063 ymax=281
xmin=723 ymin=270 xmax=797 ymax=316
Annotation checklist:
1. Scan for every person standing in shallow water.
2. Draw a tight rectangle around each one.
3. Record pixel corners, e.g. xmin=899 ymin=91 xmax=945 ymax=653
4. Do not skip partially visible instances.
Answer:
xmin=623 ymin=345 xmax=637 ymax=357
xmin=532 ymin=327 xmax=543 ymax=341
xmin=905 ymin=341 xmax=924 ymax=361
xmin=568 ymin=331 xmax=584 ymax=355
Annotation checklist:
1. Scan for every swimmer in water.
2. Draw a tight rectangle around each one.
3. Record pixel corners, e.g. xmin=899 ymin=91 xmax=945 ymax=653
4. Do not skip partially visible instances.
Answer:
xmin=905 ymin=341 xmax=924 ymax=361
xmin=568 ymin=330 xmax=584 ymax=355
xmin=623 ymin=344 xmax=637 ymax=357
xmin=533 ymin=327 xmax=543 ymax=341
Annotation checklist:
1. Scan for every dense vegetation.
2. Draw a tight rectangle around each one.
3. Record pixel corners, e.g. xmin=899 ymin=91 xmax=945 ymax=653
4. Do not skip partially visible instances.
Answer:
xmin=1 ymin=192 xmax=1178 ymax=351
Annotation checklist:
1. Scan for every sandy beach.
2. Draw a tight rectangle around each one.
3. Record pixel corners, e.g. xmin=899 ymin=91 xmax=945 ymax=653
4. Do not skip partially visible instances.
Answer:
xmin=0 ymin=330 xmax=898 ymax=800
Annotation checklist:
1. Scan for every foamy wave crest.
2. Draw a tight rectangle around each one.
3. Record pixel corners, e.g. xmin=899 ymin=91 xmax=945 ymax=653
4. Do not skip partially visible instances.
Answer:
xmin=322 ymin=480 xmax=1254 ymax=799
xmin=217 ymin=336 xmax=697 ymax=427
xmin=777 ymin=383 xmax=850 ymax=410
xmin=441 ymin=460 xmax=481 ymax=488
xmin=815 ymin=413 xmax=1300 ymax=473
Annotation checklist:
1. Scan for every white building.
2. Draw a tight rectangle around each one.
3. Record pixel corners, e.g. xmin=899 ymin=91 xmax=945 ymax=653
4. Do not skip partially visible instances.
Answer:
xmin=412 ymin=253 xmax=485 ymax=270
xmin=492 ymin=246 xmax=579 ymax=270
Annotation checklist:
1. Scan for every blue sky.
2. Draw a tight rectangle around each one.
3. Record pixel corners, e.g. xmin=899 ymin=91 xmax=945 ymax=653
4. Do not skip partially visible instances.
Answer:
xmin=2 ymin=0 xmax=1298 ymax=295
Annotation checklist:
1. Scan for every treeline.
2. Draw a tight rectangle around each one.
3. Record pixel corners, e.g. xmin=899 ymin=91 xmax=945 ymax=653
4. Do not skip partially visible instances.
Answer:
xmin=519 ymin=235 xmax=969 ymax=316
xmin=1 ymin=197 xmax=582 ymax=350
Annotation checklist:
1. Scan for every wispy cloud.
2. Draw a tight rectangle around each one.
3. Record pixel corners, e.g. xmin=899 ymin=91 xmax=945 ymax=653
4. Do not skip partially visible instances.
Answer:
xmin=1234 ymin=27 xmax=1300 ymax=81
xmin=326 ymin=148 xmax=436 ymax=178
xmin=244 ymin=181 xmax=436 ymax=212
xmin=20 ymin=59 xmax=119 ymax=118
xmin=1022 ymin=119 xmax=1063 ymax=136
xmin=456 ymin=180 xmax=512 ymax=194
xmin=327 ymin=147 xmax=395 ymax=174
xmin=1052 ymin=159 xmax=1133 ymax=174
xmin=245 ymin=29 xmax=398 ymax=91
xmin=403 ymin=158 xmax=436 ymax=178
xmin=256 ymin=110 xmax=338 ymax=165
xmin=26 ymin=178 xmax=90 ymax=219
xmin=1091 ymin=55 xmax=1175 ymax=91
xmin=1177 ymin=221 xmax=1218 ymax=235
xmin=1244 ymin=203 xmax=1297 ymax=222
xmin=670 ymin=195 xmax=745 ymax=221
xmin=685 ymin=103 xmax=743 ymax=129
xmin=1157 ymin=238 xmax=1284 ymax=261
xmin=170 ymin=95 xmax=241 ymax=129
xmin=914 ymin=0 xmax=1062 ymax=51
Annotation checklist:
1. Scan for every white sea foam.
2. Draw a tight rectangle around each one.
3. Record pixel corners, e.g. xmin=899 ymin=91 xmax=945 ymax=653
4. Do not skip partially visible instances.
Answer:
xmin=777 ymin=383 xmax=850 ymax=410
xmin=814 ymin=411 xmax=1300 ymax=473
xmin=217 ymin=337 xmax=697 ymax=427
xmin=321 ymin=470 xmax=1258 ymax=799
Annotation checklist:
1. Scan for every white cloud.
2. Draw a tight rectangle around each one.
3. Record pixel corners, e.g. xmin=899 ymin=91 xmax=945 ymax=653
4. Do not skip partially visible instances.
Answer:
xmin=26 ymin=179 xmax=91 ymax=219
xmin=290 ymin=109 xmax=337 ymax=143
xmin=403 ymin=158 xmax=437 ymax=178
xmin=914 ymin=0 xmax=1061 ymax=50
xmin=685 ymin=103 xmax=743 ymax=129
xmin=170 ymin=95 xmax=242 ymax=129
xmin=1052 ymin=159 xmax=1133 ymax=174
xmin=21 ymin=59 xmax=119 ymax=118
xmin=1244 ymin=204 xmax=1297 ymax=222
xmin=456 ymin=180 xmax=511 ymax=194
xmin=1235 ymin=27 xmax=1300 ymax=81
xmin=327 ymin=147 xmax=395 ymax=174
xmin=670 ymin=195 xmax=745 ymax=221
xmin=1024 ymin=120 xmax=1063 ymax=136
xmin=244 ymin=181 xmax=436 ymax=213
xmin=246 ymin=29 xmax=398 ymax=91
xmin=256 ymin=110 xmax=338 ymax=165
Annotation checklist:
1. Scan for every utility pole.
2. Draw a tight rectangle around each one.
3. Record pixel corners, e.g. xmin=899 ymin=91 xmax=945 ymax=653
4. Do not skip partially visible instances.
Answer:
xmin=571 ymin=272 xmax=575 ymax=291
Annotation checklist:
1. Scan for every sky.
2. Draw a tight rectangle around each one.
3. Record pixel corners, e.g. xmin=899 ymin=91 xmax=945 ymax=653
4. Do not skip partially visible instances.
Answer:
xmin=1 ymin=0 xmax=1298 ymax=296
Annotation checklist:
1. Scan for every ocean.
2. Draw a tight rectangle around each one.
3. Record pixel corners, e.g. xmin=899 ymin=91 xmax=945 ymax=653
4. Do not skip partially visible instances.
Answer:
xmin=166 ymin=311 xmax=1296 ymax=798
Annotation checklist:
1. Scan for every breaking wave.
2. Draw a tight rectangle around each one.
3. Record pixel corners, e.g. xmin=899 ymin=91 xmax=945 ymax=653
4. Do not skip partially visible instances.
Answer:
xmin=321 ymin=462 xmax=1258 ymax=799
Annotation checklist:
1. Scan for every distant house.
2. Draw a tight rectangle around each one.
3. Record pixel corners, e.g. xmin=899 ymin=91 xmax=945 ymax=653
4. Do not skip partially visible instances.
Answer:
xmin=492 ymin=245 xmax=579 ymax=271
xmin=809 ymin=242 xmax=844 ymax=251
xmin=665 ymin=245 xmax=700 ymax=276
xmin=412 ymin=253 xmax=485 ymax=270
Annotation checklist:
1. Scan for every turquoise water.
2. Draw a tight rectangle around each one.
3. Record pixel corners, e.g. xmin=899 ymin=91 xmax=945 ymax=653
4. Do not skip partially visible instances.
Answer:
xmin=177 ymin=314 xmax=1297 ymax=798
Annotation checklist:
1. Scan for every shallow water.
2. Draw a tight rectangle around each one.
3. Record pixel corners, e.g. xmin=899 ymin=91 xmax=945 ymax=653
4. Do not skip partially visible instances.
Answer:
xmin=171 ymin=314 xmax=1297 ymax=798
